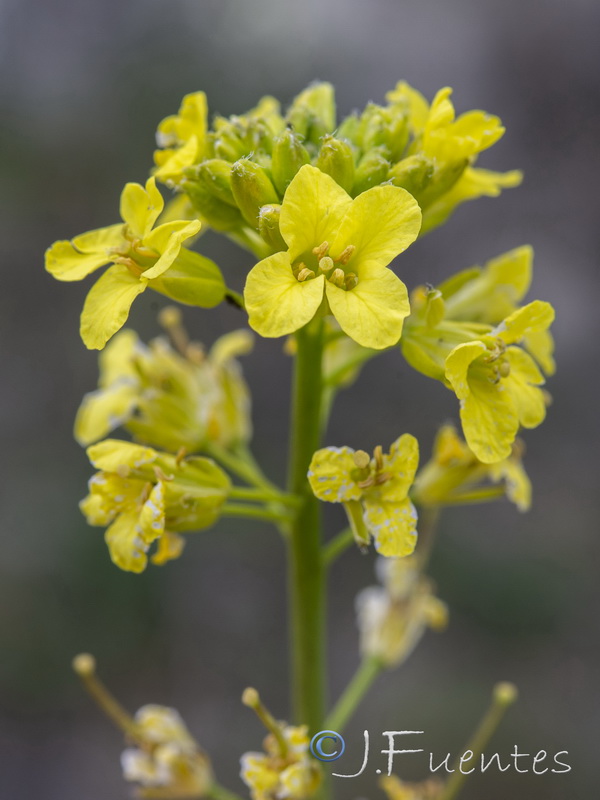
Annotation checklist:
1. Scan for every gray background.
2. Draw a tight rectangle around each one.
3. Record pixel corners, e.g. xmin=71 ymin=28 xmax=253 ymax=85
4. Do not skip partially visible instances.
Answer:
xmin=1 ymin=0 xmax=599 ymax=797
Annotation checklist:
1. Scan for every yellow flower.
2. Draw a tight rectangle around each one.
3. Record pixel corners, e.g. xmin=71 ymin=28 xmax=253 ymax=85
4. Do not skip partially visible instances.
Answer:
xmin=413 ymin=424 xmax=531 ymax=511
xmin=80 ymin=439 xmax=230 ymax=572
xmin=74 ymin=325 xmax=253 ymax=452
xmin=45 ymin=177 xmax=225 ymax=350
xmin=440 ymin=245 xmax=555 ymax=375
xmin=308 ymin=435 xmax=419 ymax=557
xmin=445 ymin=301 xmax=554 ymax=463
xmin=240 ymin=724 xmax=321 ymax=800
xmin=356 ymin=556 xmax=447 ymax=668
xmin=121 ymin=704 xmax=213 ymax=798
xmin=244 ymin=164 xmax=421 ymax=349
xmin=154 ymin=92 xmax=208 ymax=185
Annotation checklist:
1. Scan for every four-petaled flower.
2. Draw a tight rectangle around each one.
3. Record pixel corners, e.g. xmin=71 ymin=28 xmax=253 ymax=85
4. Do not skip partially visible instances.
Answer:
xmin=45 ymin=177 xmax=224 ymax=349
xmin=308 ymin=435 xmax=419 ymax=557
xmin=80 ymin=439 xmax=230 ymax=572
xmin=244 ymin=164 xmax=422 ymax=349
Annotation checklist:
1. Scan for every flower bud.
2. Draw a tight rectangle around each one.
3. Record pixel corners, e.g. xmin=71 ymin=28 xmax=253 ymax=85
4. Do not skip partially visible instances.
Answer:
xmin=182 ymin=176 xmax=244 ymax=231
xmin=388 ymin=154 xmax=434 ymax=198
xmin=315 ymin=135 xmax=355 ymax=193
xmin=271 ymin=129 xmax=310 ymax=194
xmin=151 ymin=247 xmax=226 ymax=308
xmin=353 ymin=147 xmax=390 ymax=194
xmin=418 ymin=158 xmax=469 ymax=208
xmin=258 ymin=204 xmax=287 ymax=252
xmin=358 ymin=103 xmax=409 ymax=162
xmin=194 ymin=158 xmax=237 ymax=206
xmin=286 ymin=82 xmax=336 ymax=145
xmin=231 ymin=159 xmax=279 ymax=228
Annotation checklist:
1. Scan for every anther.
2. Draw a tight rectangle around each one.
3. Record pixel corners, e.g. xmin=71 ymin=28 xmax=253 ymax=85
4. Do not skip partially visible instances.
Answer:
xmin=498 ymin=361 xmax=511 ymax=378
xmin=353 ymin=450 xmax=371 ymax=469
xmin=345 ymin=273 xmax=358 ymax=290
xmin=297 ymin=267 xmax=316 ymax=282
xmin=329 ymin=268 xmax=346 ymax=288
xmin=335 ymin=245 xmax=355 ymax=265
xmin=153 ymin=466 xmax=175 ymax=482
xmin=312 ymin=241 xmax=329 ymax=259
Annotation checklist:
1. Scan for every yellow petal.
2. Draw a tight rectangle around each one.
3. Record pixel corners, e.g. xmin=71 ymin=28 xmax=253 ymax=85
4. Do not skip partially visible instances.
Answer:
xmin=141 ymin=220 xmax=202 ymax=280
xmin=307 ymin=446 xmax=362 ymax=503
xmin=244 ymin=252 xmax=324 ymax=338
xmin=506 ymin=347 xmax=547 ymax=429
xmin=119 ymin=178 xmax=164 ymax=239
xmin=446 ymin=342 xmax=518 ymax=463
xmin=490 ymin=457 xmax=532 ymax=512
xmin=80 ymin=265 xmax=148 ymax=350
xmin=525 ymin=328 xmax=556 ymax=376
xmin=330 ymin=185 xmax=421 ymax=269
xmin=379 ymin=434 xmax=419 ymax=502
xmin=279 ymin=165 xmax=351 ymax=260
xmin=138 ymin=482 xmax=166 ymax=542
xmin=151 ymin=531 xmax=186 ymax=565
xmin=74 ymin=383 xmax=138 ymax=445
xmin=494 ymin=300 xmax=555 ymax=345
xmin=87 ymin=439 xmax=157 ymax=473
xmin=45 ymin=223 xmax=124 ymax=281
xmin=154 ymin=135 xmax=199 ymax=182
xmin=385 ymin=81 xmax=429 ymax=131
xmin=363 ymin=498 xmax=418 ymax=558
xmin=98 ymin=329 xmax=141 ymax=387
xmin=104 ymin=510 xmax=150 ymax=573
xmin=209 ymin=329 xmax=254 ymax=365
xmin=325 ymin=265 xmax=410 ymax=349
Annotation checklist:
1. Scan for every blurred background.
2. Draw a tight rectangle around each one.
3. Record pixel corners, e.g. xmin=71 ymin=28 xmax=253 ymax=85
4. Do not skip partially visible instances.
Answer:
xmin=1 ymin=0 xmax=599 ymax=797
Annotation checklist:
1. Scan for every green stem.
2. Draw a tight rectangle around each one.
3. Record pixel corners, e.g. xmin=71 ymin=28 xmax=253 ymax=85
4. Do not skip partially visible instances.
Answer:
xmin=322 ymin=527 xmax=354 ymax=567
xmin=287 ymin=320 xmax=326 ymax=731
xmin=221 ymin=503 xmax=292 ymax=525
xmin=415 ymin=506 xmax=441 ymax=572
xmin=440 ymin=683 xmax=518 ymax=800
xmin=228 ymin=485 xmax=297 ymax=507
xmin=325 ymin=657 xmax=383 ymax=734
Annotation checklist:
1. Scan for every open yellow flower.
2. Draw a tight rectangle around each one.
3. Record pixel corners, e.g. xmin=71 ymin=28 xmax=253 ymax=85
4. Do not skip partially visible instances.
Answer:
xmin=244 ymin=165 xmax=421 ymax=349
xmin=308 ymin=435 xmax=419 ymax=557
xmin=445 ymin=301 xmax=554 ymax=463
xmin=154 ymin=91 xmax=208 ymax=185
xmin=80 ymin=439 xmax=230 ymax=572
xmin=45 ymin=177 xmax=225 ymax=350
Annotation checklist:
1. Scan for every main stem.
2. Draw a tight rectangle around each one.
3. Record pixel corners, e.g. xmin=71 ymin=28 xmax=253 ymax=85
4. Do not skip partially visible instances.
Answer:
xmin=287 ymin=321 xmax=326 ymax=733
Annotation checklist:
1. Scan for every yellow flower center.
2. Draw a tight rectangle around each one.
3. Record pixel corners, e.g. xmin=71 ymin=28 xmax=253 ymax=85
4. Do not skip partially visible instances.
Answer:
xmin=292 ymin=241 xmax=358 ymax=290
xmin=352 ymin=446 xmax=392 ymax=489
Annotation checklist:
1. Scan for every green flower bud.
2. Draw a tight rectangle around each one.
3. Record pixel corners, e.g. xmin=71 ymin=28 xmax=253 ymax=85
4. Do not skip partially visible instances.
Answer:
xmin=272 ymin=129 xmax=310 ymax=195
xmin=336 ymin=113 xmax=360 ymax=145
xmin=353 ymin=147 xmax=390 ymax=195
xmin=193 ymin=159 xmax=237 ymax=207
xmin=358 ymin=104 xmax=409 ymax=162
xmin=286 ymin=82 xmax=336 ymax=145
xmin=231 ymin=159 xmax=279 ymax=228
xmin=315 ymin=135 xmax=355 ymax=193
xmin=418 ymin=159 xmax=469 ymax=209
xmin=388 ymin=154 xmax=434 ymax=198
xmin=182 ymin=177 xmax=244 ymax=231
xmin=258 ymin=204 xmax=287 ymax=252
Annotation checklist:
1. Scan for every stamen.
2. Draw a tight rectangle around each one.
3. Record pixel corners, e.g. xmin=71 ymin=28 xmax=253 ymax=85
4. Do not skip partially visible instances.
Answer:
xmin=297 ymin=267 xmax=316 ymax=282
xmin=318 ymin=256 xmax=335 ymax=274
xmin=329 ymin=268 xmax=346 ymax=288
xmin=312 ymin=241 xmax=329 ymax=259
xmin=335 ymin=245 xmax=355 ymax=265
xmin=373 ymin=445 xmax=384 ymax=471
xmin=498 ymin=361 xmax=511 ymax=378
xmin=153 ymin=466 xmax=175 ymax=482
xmin=242 ymin=688 xmax=288 ymax=758
xmin=175 ymin=447 xmax=187 ymax=466
xmin=158 ymin=305 xmax=190 ymax=357
xmin=353 ymin=450 xmax=371 ymax=469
